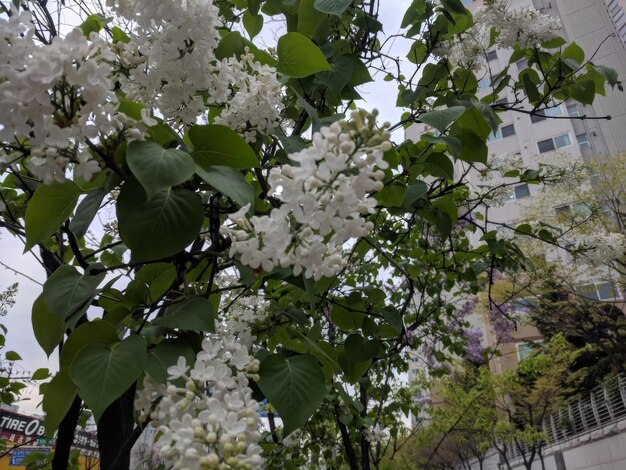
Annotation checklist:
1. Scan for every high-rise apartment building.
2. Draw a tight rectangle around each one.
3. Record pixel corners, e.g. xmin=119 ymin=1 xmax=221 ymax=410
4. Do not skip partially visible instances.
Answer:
xmin=605 ymin=0 xmax=626 ymax=46
xmin=407 ymin=0 xmax=626 ymax=376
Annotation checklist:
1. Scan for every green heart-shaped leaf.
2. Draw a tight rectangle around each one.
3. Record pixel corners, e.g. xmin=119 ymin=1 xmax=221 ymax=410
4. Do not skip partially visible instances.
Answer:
xmin=117 ymin=179 xmax=204 ymax=262
xmin=24 ymin=181 xmax=81 ymax=251
xmin=155 ymin=297 xmax=215 ymax=332
xmin=126 ymin=141 xmax=195 ymax=201
xmin=189 ymin=125 xmax=259 ymax=170
xmin=32 ymin=296 xmax=66 ymax=357
xmin=42 ymin=265 xmax=105 ymax=327
xmin=257 ymin=354 xmax=326 ymax=435
xmin=313 ymin=0 xmax=351 ymax=17
xmin=70 ymin=335 xmax=147 ymax=422
xmin=43 ymin=368 xmax=78 ymax=437
xmin=195 ymin=165 xmax=255 ymax=209
xmin=277 ymin=32 xmax=331 ymax=78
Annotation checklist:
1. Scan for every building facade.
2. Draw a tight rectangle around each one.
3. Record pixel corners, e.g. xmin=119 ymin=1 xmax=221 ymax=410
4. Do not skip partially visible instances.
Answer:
xmin=407 ymin=0 xmax=626 ymax=377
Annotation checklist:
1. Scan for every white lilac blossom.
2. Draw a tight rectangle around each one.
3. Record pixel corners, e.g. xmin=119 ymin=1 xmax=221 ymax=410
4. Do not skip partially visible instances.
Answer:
xmin=364 ymin=424 xmax=390 ymax=445
xmin=433 ymin=0 xmax=560 ymax=69
xmin=477 ymin=0 xmax=561 ymax=50
xmin=578 ymin=231 xmax=626 ymax=266
xmin=214 ymin=273 xmax=273 ymax=348
xmin=108 ymin=0 xmax=283 ymax=135
xmin=222 ymin=295 xmax=271 ymax=349
xmin=213 ymin=52 xmax=285 ymax=143
xmin=134 ymin=327 xmax=263 ymax=469
xmin=0 ymin=11 xmax=133 ymax=183
xmin=108 ymin=0 xmax=223 ymax=124
xmin=489 ymin=152 xmax=524 ymax=175
xmin=220 ymin=111 xmax=391 ymax=280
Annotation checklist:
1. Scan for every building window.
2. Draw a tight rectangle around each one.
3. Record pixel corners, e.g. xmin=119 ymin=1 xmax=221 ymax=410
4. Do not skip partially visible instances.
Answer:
xmin=576 ymin=133 xmax=590 ymax=150
xmin=566 ymin=102 xmax=580 ymax=117
xmin=517 ymin=341 xmax=542 ymax=361
xmin=555 ymin=202 xmax=592 ymax=218
xmin=504 ymin=183 xmax=531 ymax=202
xmin=515 ymin=58 xmax=528 ymax=71
xmin=537 ymin=133 xmax=572 ymax=153
xmin=513 ymin=183 xmax=530 ymax=199
xmin=577 ymin=282 xmax=621 ymax=301
xmin=487 ymin=50 xmax=498 ymax=61
xmin=512 ymin=298 xmax=535 ymax=312
xmin=487 ymin=124 xmax=516 ymax=142
xmin=530 ymin=105 xmax=563 ymax=123
xmin=553 ymin=133 xmax=572 ymax=148
xmin=530 ymin=112 xmax=546 ymax=124
xmin=478 ymin=77 xmax=490 ymax=90
xmin=501 ymin=123 xmax=516 ymax=138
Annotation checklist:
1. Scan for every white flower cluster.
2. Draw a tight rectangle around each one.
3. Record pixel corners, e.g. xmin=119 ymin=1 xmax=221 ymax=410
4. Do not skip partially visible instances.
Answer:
xmin=109 ymin=0 xmax=222 ymax=124
xmin=364 ymin=424 xmax=390 ymax=445
xmin=578 ymin=231 xmax=626 ymax=266
xmin=477 ymin=0 xmax=561 ymax=50
xmin=135 ymin=328 xmax=263 ymax=469
xmin=222 ymin=294 xmax=271 ymax=348
xmin=213 ymin=52 xmax=285 ymax=143
xmin=221 ymin=112 xmax=391 ymax=280
xmin=433 ymin=27 xmax=490 ymax=71
xmin=109 ymin=0 xmax=283 ymax=137
xmin=433 ymin=0 xmax=560 ymax=69
xmin=0 ymin=10 xmax=136 ymax=183
xmin=281 ymin=429 xmax=305 ymax=448
xmin=490 ymin=152 xmax=524 ymax=175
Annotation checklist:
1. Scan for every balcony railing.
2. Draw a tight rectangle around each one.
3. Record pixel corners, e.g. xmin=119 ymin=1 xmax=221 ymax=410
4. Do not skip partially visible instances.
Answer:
xmin=506 ymin=374 xmax=626 ymax=461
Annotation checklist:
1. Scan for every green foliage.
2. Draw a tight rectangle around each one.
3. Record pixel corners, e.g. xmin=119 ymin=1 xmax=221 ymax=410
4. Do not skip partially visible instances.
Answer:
xmin=42 ymin=368 xmax=78 ymax=436
xmin=117 ymin=179 xmax=204 ymax=262
xmin=24 ymin=181 xmax=81 ymax=251
xmin=313 ymin=0 xmax=352 ymax=17
xmin=41 ymin=265 xmax=105 ymax=328
xmin=70 ymin=335 xmax=147 ymax=422
xmin=257 ymin=353 xmax=327 ymax=435
xmin=155 ymin=297 xmax=216 ymax=332
xmin=126 ymin=141 xmax=196 ymax=201
xmin=189 ymin=125 xmax=260 ymax=169
xmin=195 ymin=165 xmax=255 ymax=209
xmin=32 ymin=296 xmax=66 ymax=356
xmin=69 ymin=186 xmax=106 ymax=238
xmin=276 ymin=32 xmax=332 ymax=78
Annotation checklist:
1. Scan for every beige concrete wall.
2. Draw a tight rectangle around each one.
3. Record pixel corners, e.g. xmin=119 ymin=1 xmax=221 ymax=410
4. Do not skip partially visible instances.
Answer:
xmin=548 ymin=0 xmax=626 ymax=154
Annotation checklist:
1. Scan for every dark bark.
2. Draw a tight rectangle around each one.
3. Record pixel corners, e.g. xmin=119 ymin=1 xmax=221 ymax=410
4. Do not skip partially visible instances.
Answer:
xmin=359 ymin=385 xmax=371 ymax=470
xmin=97 ymin=388 xmax=136 ymax=470
xmin=334 ymin=403 xmax=359 ymax=470
xmin=51 ymin=396 xmax=82 ymax=470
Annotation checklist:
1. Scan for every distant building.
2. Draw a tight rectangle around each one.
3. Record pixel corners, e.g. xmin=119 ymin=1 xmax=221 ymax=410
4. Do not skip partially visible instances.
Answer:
xmin=0 ymin=408 xmax=98 ymax=469
xmin=605 ymin=0 xmax=626 ymax=46
xmin=407 ymin=0 xmax=626 ymax=381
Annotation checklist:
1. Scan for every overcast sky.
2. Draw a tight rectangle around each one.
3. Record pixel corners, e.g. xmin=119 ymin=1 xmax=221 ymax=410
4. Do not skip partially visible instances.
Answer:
xmin=0 ymin=0 xmax=413 ymax=415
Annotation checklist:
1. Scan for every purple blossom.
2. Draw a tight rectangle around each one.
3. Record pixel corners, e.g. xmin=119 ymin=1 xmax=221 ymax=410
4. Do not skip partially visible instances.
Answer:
xmin=463 ymin=327 xmax=485 ymax=363
xmin=488 ymin=305 xmax=515 ymax=342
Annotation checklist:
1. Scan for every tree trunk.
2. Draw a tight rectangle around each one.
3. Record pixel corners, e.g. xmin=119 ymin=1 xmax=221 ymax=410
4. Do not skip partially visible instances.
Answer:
xmin=97 ymin=388 xmax=136 ymax=470
xmin=360 ymin=385 xmax=371 ymax=470
xmin=539 ymin=449 xmax=546 ymax=470
xmin=51 ymin=396 xmax=82 ymax=470
xmin=334 ymin=403 xmax=359 ymax=470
